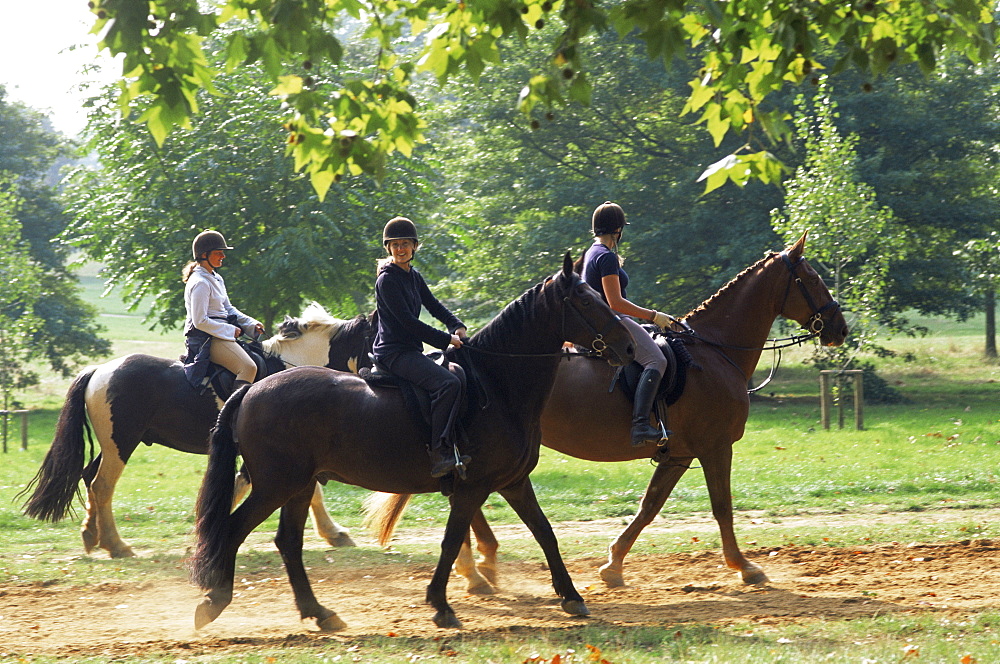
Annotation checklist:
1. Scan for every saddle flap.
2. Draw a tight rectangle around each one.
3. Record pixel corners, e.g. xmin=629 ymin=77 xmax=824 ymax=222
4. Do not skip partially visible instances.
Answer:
xmin=359 ymin=351 xmax=470 ymax=436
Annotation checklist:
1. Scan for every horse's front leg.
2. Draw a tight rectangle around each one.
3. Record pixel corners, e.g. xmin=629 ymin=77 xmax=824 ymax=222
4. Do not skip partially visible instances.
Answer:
xmin=700 ymin=444 xmax=768 ymax=585
xmin=599 ymin=458 xmax=691 ymax=587
xmin=308 ymin=481 xmax=356 ymax=548
xmin=498 ymin=477 xmax=588 ymax=617
xmin=275 ymin=485 xmax=347 ymax=631
xmin=426 ymin=488 xmax=491 ymax=629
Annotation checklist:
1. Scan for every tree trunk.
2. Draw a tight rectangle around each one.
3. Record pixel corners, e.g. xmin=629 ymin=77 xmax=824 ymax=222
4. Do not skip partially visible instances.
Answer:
xmin=986 ymin=286 xmax=997 ymax=360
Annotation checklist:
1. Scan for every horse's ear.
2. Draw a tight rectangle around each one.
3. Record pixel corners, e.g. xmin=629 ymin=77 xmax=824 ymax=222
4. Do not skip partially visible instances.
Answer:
xmin=283 ymin=315 xmax=294 ymax=323
xmin=787 ymin=232 xmax=807 ymax=260
xmin=562 ymin=251 xmax=574 ymax=276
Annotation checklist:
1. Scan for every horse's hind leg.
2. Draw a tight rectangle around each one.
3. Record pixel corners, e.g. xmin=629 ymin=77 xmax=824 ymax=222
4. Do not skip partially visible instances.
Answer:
xmin=498 ymin=478 xmax=588 ymax=617
xmin=275 ymin=485 xmax=346 ymax=631
xmin=82 ymin=383 xmax=139 ymax=558
xmin=308 ymin=482 xmax=356 ymax=548
xmin=454 ymin=524 xmax=495 ymax=595
xmin=701 ymin=445 xmax=768 ymax=585
xmin=234 ymin=473 xmax=353 ymax=549
xmin=599 ymin=458 xmax=691 ymax=588
xmin=83 ymin=448 xmax=136 ymax=558
xmin=195 ymin=489 xmax=287 ymax=629
xmin=470 ymin=508 xmax=499 ymax=585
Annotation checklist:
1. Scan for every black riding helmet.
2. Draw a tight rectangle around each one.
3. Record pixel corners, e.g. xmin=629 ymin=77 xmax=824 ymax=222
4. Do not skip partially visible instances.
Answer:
xmin=382 ymin=216 xmax=419 ymax=248
xmin=192 ymin=230 xmax=234 ymax=261
xmin=591 ymin=201 xmax=629 ymax=237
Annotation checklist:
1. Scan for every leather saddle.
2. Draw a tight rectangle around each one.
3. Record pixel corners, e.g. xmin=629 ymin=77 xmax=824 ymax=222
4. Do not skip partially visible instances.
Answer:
xmin=358 ymin=351 xmax=472 ymax=438
xmin=206 ymin=339 xmax=285 ymax=400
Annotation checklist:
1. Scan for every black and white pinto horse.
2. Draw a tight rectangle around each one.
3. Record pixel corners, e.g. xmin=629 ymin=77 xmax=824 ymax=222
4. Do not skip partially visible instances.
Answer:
xmin=20 ymin=304 xmax=369 ymax=558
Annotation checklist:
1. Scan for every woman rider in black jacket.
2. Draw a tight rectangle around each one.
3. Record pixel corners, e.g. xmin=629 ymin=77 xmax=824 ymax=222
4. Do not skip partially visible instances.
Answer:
xmin=372 ymin=217 xmax=469 ymax=478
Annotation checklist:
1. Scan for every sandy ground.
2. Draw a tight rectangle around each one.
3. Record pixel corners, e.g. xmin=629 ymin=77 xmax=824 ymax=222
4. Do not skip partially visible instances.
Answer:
xmin=2 ymin=511 xmax=1000 ymax=659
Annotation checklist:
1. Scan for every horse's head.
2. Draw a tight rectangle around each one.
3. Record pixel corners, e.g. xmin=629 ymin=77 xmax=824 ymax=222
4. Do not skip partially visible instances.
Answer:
xmin=547 ymin=252 xmax=634 ymax=367
xmin=779 ymin=234 xmax=849 ymax=347
xmin=264 ymin=303 xmax=374 ymax=371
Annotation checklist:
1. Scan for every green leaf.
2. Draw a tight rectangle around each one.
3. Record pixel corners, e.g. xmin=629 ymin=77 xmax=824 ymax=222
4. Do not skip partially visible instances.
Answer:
xmin=270 ymin=75 xmax=304 ymax=96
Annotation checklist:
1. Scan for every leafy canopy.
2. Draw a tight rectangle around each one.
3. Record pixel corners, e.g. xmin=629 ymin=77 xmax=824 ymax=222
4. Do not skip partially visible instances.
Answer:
xmin=89 ymin=0 xmax=996 ymax=196
xmin=64 ymin=56 xmax=438 ymax=330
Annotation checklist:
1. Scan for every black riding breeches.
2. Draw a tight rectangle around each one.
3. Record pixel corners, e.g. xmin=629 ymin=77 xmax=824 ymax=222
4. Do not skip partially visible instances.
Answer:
xmin=381 ymin=350 xmax=462 ymax=448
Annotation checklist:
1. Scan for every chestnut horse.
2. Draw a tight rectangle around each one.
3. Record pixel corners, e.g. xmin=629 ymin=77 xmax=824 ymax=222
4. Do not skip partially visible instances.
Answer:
xmin=363 ymin=234 xmax=848 ymax=591
xmin=19 ymin=303 xmax=369 ymax=557
xmin=189 ymin=254 xmax=634 ymax=631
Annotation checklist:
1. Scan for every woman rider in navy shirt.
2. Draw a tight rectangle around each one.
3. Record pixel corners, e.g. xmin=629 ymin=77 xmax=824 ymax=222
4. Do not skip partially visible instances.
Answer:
xmin=582 ymin=202 xmax=671 ymax=447
xmin=373 ymin=217 xmax=469 ymax=478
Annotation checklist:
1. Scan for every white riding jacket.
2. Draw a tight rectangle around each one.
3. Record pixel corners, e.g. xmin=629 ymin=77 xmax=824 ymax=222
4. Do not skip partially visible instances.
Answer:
xmin=183 ymin=265 xmax=260 ymax=339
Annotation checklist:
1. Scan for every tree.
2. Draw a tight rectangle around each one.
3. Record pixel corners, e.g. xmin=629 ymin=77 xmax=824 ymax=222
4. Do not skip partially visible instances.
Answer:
xmin=955 ymin=233 xmax=1000 ymax=358
xmin=63 ymin=56 xmax=440 ymax=331
xmin=0 ymin=86 xmax=110 ymax=377
xmin=85 ymin=0 xmax=996 ymax=196
xmin=0 ymin=176 xmax=44 ymax=409
xmin=427 ymin=36 xmax=782 ymax=320
xmin=771 ymin=79 xmax=906 ymax=363
xmin=830 ymin=54 xmax=1000 ymax=350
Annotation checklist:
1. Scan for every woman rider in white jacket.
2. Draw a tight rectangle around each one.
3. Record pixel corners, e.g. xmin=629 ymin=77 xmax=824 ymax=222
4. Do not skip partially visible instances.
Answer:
xmin=182 ymin=230 xmax=264 ymax=390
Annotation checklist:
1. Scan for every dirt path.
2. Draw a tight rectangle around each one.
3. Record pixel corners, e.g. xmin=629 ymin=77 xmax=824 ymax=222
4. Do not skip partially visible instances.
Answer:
xmin=3 ymin=511 xmax=1000 ymax=659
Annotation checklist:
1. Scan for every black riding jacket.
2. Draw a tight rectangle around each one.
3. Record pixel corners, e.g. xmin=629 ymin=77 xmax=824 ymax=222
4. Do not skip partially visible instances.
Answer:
xmin=373 ymin=262 xmax=465 ymax=360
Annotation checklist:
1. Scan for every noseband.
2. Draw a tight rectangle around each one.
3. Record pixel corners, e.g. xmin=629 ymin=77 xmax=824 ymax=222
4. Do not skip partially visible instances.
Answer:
xmin=780 ymin=251 xmax=841 ymax=336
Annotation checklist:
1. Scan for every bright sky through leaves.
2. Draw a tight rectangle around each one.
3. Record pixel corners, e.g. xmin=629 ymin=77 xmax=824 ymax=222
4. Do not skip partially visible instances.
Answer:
xmin=0 ymin=0 xmax=116 ymax=137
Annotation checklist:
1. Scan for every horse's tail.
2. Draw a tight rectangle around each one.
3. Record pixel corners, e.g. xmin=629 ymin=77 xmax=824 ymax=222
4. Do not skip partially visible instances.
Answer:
xmin=190 ymin=385 xmax=248 ymax=590
xmin=361 ymin=492 xmax=413 ymax=547
xmin=18 ymin=367 xmax=97 ymax=521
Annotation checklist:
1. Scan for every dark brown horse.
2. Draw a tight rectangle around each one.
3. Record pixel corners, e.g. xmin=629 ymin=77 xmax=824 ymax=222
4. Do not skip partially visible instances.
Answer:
xmin=189 ymin=254 xmax=634 ymax=631
xmin=19 ymin=304 xmax=370 ymax=557
xmin=363 ymin=234 xmax=848 ymax=591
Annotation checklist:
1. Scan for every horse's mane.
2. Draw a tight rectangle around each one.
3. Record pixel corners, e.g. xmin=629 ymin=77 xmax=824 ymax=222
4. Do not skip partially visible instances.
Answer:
xmin=264 ymin=302 xmax=357 ymax=354
xmin=683 ymin=252 xmax=779 ymax=320
xmin=468 ymin=281 xmax=544 ymax=351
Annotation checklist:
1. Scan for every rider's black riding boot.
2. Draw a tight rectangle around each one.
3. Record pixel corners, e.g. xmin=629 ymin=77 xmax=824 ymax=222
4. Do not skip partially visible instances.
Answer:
xmin=631 ymin=368 xmax=665 ymax=447
xmin=429 ymin=438 xmax=457 ymax=478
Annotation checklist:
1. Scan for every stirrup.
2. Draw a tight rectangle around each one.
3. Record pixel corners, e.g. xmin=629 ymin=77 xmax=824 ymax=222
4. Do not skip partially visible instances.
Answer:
xmin=631 ymin=423 xmax=661 ymax=447
xmin=431 ymin=444 xmax=470 ymax=479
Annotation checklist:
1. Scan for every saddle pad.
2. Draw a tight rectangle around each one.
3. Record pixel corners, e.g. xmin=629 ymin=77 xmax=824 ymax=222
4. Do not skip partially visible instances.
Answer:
xmin=616 ymin=334 xmax=693 ymax=407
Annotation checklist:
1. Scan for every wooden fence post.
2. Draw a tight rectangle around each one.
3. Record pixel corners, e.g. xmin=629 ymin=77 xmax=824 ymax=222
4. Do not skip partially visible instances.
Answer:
xmin=0 ymin=410 xmax=28 ymax=452
xmin=819 ymin=370 xmax=864 ymax=430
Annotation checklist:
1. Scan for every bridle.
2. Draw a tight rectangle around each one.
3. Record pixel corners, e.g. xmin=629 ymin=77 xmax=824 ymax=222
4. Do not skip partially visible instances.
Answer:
xmin=560 ymin=285 xmax=625 ymax=360
xmin=679 ymin=251 xmax=842 ymax=393
xmin=462 ymin=276 xmax=624 ymax=362
xmin=779 ymin=250 xmax=841 ymax=339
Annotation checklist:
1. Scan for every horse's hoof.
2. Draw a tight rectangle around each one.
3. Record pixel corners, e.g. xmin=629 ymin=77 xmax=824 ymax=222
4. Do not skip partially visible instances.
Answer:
xmin=317 ymin=613 xmax=347 ymax=631
xmin=741 ymin=565 xmax=769 ymax=585
xmin=561 ymin=599 xmax=590 ymax=617
xmin=432 ymin=611 xmax=462 ymax=629
xmin=477 ymin=564 xmax=498 ymax=586
xmin=328 ymin=532 xmax=356 ymax=548
xmin=110 ymin=546 xmax=136 ymax=559
xmin=598 ymin=564 xmax=625 ymax=588
xmin=466 ymin=579 xmax=496 ymax=595
xmin=81 ymin=530 xmax=97 ymax=554
xmin=194 ymin=599 xmax=225 ymax=629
